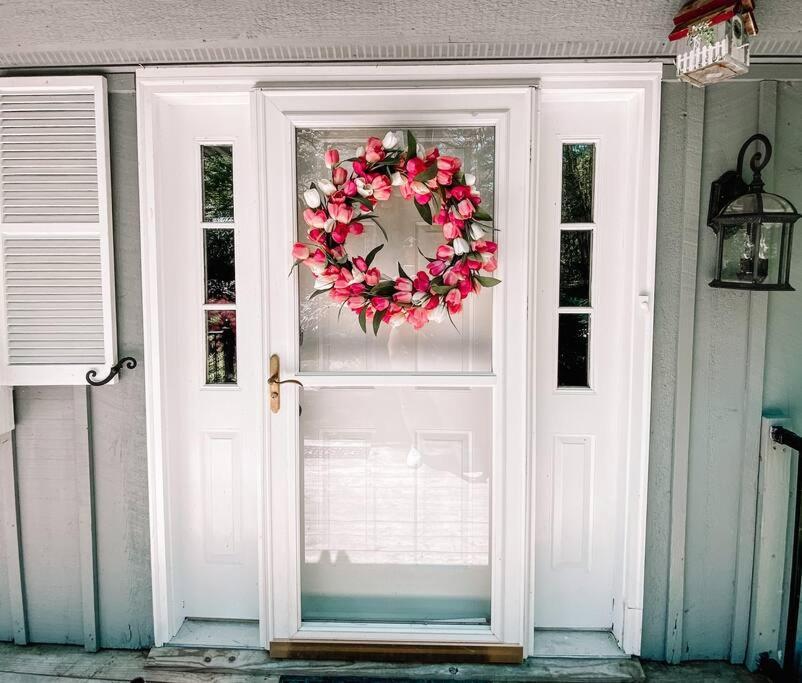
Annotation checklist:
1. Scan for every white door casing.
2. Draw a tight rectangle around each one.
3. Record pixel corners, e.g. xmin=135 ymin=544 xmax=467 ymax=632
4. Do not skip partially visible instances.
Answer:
xmin=137 ymin=63 xmax=661 ymax=656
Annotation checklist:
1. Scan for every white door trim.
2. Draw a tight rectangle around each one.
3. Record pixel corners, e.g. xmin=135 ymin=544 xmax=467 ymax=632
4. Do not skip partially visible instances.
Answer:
xmin=137 ymin=62 xmax=661 ymax=655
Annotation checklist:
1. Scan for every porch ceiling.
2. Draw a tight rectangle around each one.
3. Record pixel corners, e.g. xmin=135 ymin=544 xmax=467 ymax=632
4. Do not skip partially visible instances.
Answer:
xmin=1 ymin=0 xmax=801 ymax=69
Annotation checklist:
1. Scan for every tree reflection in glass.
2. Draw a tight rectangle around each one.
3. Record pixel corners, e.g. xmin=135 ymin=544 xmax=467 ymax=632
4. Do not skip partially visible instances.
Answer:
xmin=202 ymin=145 xmax=234 ymax=223
xmin=561 ymin=143 xmax=595 ymax=224
xmin=204 ymin=228 xmax=236 ymax=304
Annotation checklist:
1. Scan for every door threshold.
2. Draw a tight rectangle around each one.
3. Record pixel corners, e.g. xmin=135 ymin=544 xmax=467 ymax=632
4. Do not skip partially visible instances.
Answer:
xmin=533 ymin=629 xmax=628 ymax=659
xmin=147 ymin=646 xmax=644 ymax=680
xmin=166 ymin=617 xmax=260 ymax=649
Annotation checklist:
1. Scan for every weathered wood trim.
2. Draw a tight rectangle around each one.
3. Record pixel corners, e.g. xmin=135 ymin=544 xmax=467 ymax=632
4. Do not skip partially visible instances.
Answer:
xmin=74 ymin=386 xmax=99 ymax=652
xmin=729 ymin=80 xmax=777 ymax=665
xmin=0 ymin=422 xmax=27 ymax=645
xmin=665 ymin=83 xmax=705 ymax=665
xmin=268 ymin=640 xmax=523 ymax=664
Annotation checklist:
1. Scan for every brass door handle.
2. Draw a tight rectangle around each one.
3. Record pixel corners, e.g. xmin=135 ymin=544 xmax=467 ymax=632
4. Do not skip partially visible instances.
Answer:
xmin=269 ymin=354 xmax=303 ymax=413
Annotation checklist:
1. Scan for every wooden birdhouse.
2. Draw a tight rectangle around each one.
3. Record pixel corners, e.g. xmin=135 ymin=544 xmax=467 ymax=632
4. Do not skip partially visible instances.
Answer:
xmin=669 ymin=0 xmax=758 ymax=87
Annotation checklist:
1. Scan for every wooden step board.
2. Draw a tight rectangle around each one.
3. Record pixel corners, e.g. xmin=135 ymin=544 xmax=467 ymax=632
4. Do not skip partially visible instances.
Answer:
xmin=146 ymin=646 xmax=646 ymax=681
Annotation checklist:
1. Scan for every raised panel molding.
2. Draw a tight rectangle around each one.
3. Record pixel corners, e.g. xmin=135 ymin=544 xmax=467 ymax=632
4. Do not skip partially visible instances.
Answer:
xmin=551 ymin=435 xmax=594 ymax=571
xmin=201 ymin=430 xmax=241 ymax=563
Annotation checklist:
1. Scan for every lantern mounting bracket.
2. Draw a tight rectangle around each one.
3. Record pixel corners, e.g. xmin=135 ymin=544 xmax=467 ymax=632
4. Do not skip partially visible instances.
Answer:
xmin=707 ymin=133 xmax=772 ymax=230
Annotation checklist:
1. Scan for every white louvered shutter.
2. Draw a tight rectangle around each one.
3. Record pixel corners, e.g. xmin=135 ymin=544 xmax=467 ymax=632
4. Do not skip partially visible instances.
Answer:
xmin=0 ymin=76 xmax=116 ymax=385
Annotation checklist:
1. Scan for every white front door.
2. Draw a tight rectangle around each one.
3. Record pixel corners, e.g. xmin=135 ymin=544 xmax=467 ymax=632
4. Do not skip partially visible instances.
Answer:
xmin=258 ymin=87 xmax=533 ymax=647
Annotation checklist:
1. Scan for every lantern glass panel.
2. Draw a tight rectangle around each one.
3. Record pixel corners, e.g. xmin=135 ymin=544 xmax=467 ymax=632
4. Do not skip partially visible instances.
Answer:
xmin=759 ymin=222 xmax=786 ymax=285
xmin=719 ymin=223 xmax=760 ymax=284
xmin=761 ymin=192 xmax=797 ymax=214
xmin=727 ymin=193 xmax=759 ymax=214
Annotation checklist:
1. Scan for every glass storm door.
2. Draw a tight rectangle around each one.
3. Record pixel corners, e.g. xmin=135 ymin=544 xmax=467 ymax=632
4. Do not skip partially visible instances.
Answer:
xmin=258 ymin=87 xmax=532 ymax=647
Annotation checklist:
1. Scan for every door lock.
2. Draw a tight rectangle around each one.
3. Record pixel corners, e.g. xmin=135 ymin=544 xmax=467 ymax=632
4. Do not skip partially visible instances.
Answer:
xmin=268 ymin=354 xmax=303 ymax=414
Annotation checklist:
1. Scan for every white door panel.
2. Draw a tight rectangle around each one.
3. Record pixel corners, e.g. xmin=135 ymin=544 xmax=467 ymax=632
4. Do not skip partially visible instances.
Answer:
xmin=155 ymin=99 xmax=261 ymax=631
xmin=534 ymin=97 xmax=634 ymax=630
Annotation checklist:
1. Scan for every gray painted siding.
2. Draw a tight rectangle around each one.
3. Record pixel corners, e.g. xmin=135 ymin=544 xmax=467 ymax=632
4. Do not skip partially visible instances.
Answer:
xmin=2 ymin=70 xmax=802 ymax=659
xmin=0 ymin=75 xmax=153 ymax=649
xmin=0 ymin=466 xmax=12 ymax=641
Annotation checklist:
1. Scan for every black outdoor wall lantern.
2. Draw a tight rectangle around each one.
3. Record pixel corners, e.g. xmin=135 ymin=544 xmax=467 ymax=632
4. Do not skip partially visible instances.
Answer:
xmin=708 ymin=133 xmax=799 ymax=290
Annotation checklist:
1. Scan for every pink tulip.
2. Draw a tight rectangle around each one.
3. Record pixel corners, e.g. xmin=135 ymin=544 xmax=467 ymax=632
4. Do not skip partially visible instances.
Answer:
xmin=483 ymin=256 xmax=498 ymax=272
xmin=427 ymin=260 xmax=446 ymax=277
xmin=330 ymin=245 xmax=346 ymax=260
xmin=436 ymin=244 xmax=454 ymax=260
xmin=328 ymin=202 xmax=353 ymax=224
xmin=308 ymin=228 xmax=326 ymax=245
xmin=433 ymin=207 xmax=448 ymax=225
xmin=348 ymin=297 xmax=367 ymax=311
xmin=457 ymin=198 xmax=475 ymax=219
xmin=412 ymin=270 xmax=430 ymax=292
xmin=445 ymin=288 xmax=463 ymax=314
xmin=365 ymin=137 xmax=385 ymax=163
xmin=443 ymin=222 xmax=462 ymax=240
xmin=437 ymin=170 xmax=453 ymax=186
xmin=329 ymin=288 xmax=349 ymax=303
xmin=292 ymin=243 xmax=310 ymax=261
xmin=449 ymin=185 xmax=472 ymax=201
xmin=331 ymin=223 xmax=349 ymax=244
xmin=425 ymin=295 xmax=440 ymax=310
xmin=303 ymin=208 xmax=327 ymax=229
xmin=348 ymin=222 xmax=364 ymax=236
xmin=353 ymin=256 xmax=368 ymax=272
xmin=466 ymin=255 xmax=482 ymax=270
xmin=324 ymin=149 xmax=339 ymax=169
xmin=372 ymin=296 xmax=390 ymax=311
xmin=371 ymin=175 xmax=392 ymax=201
xmin=365 ymin=268 xmax=380 ymax=286
xmin=437 ymin=156 xmax=461 ymax=173
xmin=406 ymin=157 xmax=426 ymax=178
xmin=406 ymin=307 xmax=430 ymax=330
xmin=332 ymin=166 xmax=348 ymax=186
xmin=458 ymin=279 xmax=472 ymax=297
xmin=343 ymin=180 xmax=358 ymax=197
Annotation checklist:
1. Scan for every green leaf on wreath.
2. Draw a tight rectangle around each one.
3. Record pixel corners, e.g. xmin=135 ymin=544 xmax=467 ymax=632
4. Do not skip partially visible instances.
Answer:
xmin=372 ymin=308 xmax=385 ymax=335
xmin=430 ymin=284 xmax=453 ymax=295
xmin=371 ymin=217 xmax=389 ymax=242
xmin=472 ymin=207 xmax=492 ymax=222
xmin=308 ymin=287 xmax=330 ymax=300
xmin=398 ymin=263 xmax=412 ymax=281
xmin=351 ymin=196 xmax=373 ymax=212
xmin=474 ymin=275 xmax=501 ymax=287
xmin=358 ymin=306 xmax=368 ymax=333
xmin=417 ymin=246 xmax=435 ymax=263
xmin=365 ymin=243 xmax=384 ymax=267
xmin=414 ymin=200 xmax=433 ymax=225
xmin=414 ymin=164 xmax=438 ymax=183
xmin=406 ymin=130 xmax=417 ymax=161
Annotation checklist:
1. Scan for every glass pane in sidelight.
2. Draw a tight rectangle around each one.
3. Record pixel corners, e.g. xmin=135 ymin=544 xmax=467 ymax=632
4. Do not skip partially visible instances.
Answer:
xmin=204 ymin=228 xmax=236 ymax=304
xmin=206 ymin=310 xmax=237 ymax=384
xmin=561 ymin=143 xmax=595 ymax=224
xmin=201 ymin=145 xmax=234 ymax=223
xmin=559 ymin=230 xmax=592 ymax=307
xmin=557 ymin=313 xmax=590 ymax=388
xmin=295 ymin=127 xmax=495 ymax=374
xmin=301 ymin=386 xmax=492 ymax=624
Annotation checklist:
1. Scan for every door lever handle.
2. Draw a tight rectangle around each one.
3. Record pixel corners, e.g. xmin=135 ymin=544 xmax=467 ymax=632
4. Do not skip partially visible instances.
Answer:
xmin=269 ymin=354 xmax=303 ymax=413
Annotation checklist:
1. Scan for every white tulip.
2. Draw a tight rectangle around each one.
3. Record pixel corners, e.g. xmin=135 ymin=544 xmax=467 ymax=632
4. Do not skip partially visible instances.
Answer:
xmin=356 ymin=146 xmax=365 ymax=158
xmin=303 ymin=188 xmax=321 ymax=208
xmin=323 ymin=218 xmax=336 ymax=233
xmin=468 ymin=222 xmax=485 ymax=240
xmin=453 ymin=237 xmax=470 ymax=255
xmin=313 ymin=279 xmax=334 ymax=291
xmin=428 ymin=304 xmax=447 ymax=323
xmin=416 ymin=142 xmax=426 ymax=159
xmin=348 ymin=269 xmax=365 ymax=285
xmin=390 ymin=171 xmax=403 ymax=186
xmin=382 ymin=130 xmax=400 ymax=150
xmin=464 ymin=173 xmax=476 ymax=186
xmin=355 ymin=178 xmax=373 ymax=197
xmin=411 ymin=291 xmax=427 ymax=305
xmin=318 ymin=179 xmax=336 ymax=196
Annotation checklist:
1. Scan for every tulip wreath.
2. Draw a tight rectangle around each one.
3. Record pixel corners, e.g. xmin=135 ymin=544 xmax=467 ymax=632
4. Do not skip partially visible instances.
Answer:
xmin=291 ymin=130 xmax=499 ymax=332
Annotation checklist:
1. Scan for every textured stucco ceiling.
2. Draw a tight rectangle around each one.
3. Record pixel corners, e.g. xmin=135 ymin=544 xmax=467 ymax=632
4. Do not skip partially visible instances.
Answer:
xmin=1 ymin=0 xmax=801 ymax=67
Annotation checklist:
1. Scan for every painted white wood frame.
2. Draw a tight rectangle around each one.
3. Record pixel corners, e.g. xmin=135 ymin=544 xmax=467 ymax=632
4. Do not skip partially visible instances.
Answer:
xmin=257 ymin=86 xmax=532 ymax=646
xmin=137 ymin=63 xmax=661 ymax=656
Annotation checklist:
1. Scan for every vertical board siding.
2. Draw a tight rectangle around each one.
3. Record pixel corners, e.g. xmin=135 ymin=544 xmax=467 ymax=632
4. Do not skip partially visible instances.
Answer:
xmin=683 ymin=81 xmax=760 ymax=660
xmin=14 ymin=386 xmax=84 ymax=644
xmin=0 ymin=433 xmax=15 ymax=641
xmin=89 ymin=75 xmax=152 ymax=649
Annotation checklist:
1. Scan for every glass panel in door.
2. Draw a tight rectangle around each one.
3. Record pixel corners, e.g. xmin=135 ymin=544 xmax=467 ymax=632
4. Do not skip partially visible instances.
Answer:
xmin=294 ymin=127 xmax=496 ymax=625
